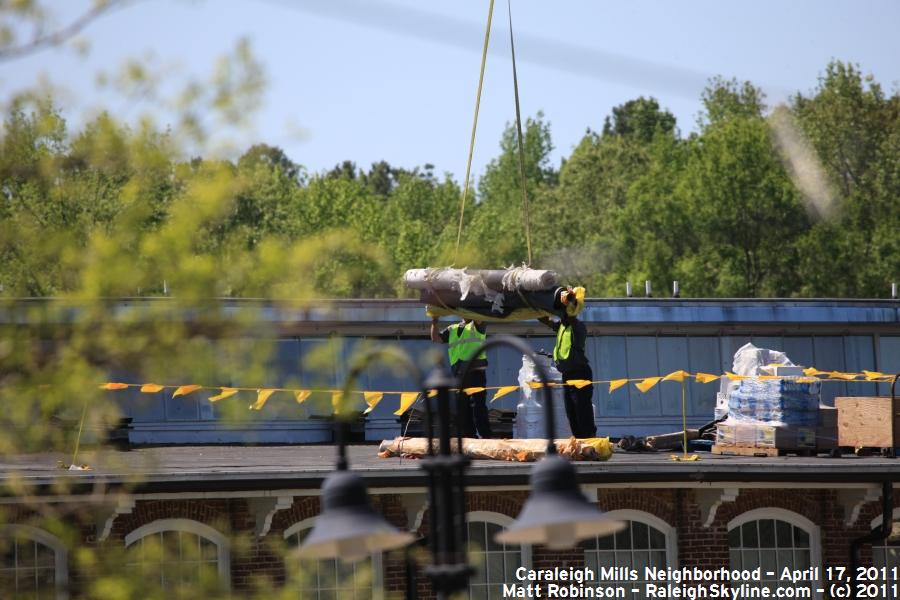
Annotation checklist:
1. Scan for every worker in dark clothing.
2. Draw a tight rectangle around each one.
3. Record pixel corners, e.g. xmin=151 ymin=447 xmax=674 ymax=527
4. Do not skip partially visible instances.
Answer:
xmin=538 ymin=290 xmax=596 ymax=438
xmin=430 ymin=316 xmax=493 ymax=439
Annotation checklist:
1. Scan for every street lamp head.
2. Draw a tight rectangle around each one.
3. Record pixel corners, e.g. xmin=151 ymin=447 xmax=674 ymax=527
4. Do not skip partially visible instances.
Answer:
xmin=297 ymin=470 xmax=414 ymax=562
xmin=495 ymin=455 xmax=625 ymax=549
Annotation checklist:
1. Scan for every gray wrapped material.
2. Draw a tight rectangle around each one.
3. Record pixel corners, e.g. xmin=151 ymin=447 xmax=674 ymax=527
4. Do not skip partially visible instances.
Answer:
xmin=405 ymin=266 xmax=572 ymax=321
xmin=403 ymin=267 xmax=559 ymax=296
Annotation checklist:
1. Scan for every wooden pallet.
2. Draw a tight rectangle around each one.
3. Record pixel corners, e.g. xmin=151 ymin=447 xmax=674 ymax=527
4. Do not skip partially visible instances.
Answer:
xmin=712 ymin=444 xmax=818 ymax=457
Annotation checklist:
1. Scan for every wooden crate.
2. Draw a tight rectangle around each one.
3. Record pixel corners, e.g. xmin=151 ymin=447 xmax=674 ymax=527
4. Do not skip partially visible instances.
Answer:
xmin=835 ymin=396 xmax=900 ymax=449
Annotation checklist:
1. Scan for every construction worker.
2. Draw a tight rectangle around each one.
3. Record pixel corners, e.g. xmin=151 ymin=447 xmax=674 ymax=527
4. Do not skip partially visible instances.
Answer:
xmin=538 ymin=290 xmax=596 ymax=438
xmin=430 ymin=316 xmax=493 ymax=439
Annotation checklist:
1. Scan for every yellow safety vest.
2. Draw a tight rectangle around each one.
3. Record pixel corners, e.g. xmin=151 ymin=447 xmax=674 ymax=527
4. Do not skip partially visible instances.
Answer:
xmin=448 ymin=322 xmax=487 ymax=366
xmin=553 ymin=323 xmax=572 ymax=362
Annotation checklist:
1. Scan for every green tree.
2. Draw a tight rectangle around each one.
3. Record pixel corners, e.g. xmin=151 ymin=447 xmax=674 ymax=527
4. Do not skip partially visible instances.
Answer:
xmin=791 ymin=61 xmax=900 ymax=296
xmin=679 ymin=84 xmax=809 ymax=296
xmin=602 ymin=96 xmax=677 ymax=143
xmin=466 ymin=113 xmax=557 ymax=267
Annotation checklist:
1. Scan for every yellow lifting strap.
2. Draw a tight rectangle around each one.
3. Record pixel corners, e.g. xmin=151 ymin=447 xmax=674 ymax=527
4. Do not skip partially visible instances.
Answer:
xmin=506 ymin=0 xmax=533 ymax=265
xmin=454 ymin=0 xmax=496 ymax=264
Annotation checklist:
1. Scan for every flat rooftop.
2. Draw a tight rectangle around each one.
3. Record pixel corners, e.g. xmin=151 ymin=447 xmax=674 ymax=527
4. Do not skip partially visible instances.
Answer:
xmin=1 ymin=445 xmax=898 ymax=495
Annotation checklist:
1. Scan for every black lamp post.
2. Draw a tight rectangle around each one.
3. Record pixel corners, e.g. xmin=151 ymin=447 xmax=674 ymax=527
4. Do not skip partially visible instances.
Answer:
xmin=297 ymin=348 xmax=417 ymax=562
xmin=458 ymin=336 xmax=625 ymax=549
xmin=299 ymin=336 xmax=623 ymax=597
xmin=419 ymin=363 xmax=475 ymax=597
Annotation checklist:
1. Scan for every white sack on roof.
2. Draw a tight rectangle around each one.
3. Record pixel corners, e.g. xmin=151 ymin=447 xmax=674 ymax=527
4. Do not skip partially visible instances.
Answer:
xmin=732 ymin=342 xmax=794 ymax=376
xmin=716 ymin=342 xmax=802 ymax=421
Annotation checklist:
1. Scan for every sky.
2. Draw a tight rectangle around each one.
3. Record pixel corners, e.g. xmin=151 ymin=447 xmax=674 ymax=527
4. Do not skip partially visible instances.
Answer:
xmin=3 ymin=0 xmax=900 ymax=181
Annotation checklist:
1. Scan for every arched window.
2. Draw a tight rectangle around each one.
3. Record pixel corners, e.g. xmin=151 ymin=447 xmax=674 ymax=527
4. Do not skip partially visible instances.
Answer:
xmin=0 ymin=525 xmax=68 ymax=600
xmin=869 ymin=509 xmax=900 ymax=584
xmin=727 ymin=509 xmax=820 ymax=594
xmin=124 ymin=519 xmax=230 ymax=592
xmin=466 ymin=511 xmax=532 ymax=600
xmin=284 ymin=518 xmax=383 ymax=599
xmin=583 ymin=510 xmax=676 ymax=594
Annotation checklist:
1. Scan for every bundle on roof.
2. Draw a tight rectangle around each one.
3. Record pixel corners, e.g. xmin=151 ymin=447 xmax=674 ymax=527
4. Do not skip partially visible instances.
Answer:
xmin=403 ymin=266 xmax=584 ymax=322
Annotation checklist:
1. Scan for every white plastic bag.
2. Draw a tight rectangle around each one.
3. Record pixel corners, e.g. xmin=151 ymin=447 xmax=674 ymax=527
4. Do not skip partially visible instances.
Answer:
xmin=515 ymin=353 xmax=572 ymax=439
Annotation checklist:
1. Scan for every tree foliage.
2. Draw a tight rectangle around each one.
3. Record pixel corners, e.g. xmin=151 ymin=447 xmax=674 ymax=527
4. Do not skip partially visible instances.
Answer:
xmin=3 ymin=60 xmax=897 ymax=301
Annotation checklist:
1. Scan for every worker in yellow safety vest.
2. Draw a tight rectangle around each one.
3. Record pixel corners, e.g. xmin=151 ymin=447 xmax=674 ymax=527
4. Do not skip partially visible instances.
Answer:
xmin=538 ymin=289 xmax=596 ymax=438
xmin=430 ymin=316 xmax=493 ymax=438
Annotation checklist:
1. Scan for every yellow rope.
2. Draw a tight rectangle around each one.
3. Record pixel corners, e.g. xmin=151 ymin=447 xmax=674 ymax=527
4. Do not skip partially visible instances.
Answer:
xmin=70 ymin=396 xmax=89 ymax=467
xmin=454 ymin=0 xmax=495 ymax=263
xmin=506 ymin=0 xmax=533 ymax=265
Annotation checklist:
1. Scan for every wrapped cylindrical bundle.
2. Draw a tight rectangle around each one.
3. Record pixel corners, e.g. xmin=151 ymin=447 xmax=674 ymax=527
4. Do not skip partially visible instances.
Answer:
xmin=405 ymin=266 xmax=580 ymax=322
xmin=403 ymin=267 xmax=559 ymax=294
xmin=420 ymin=287 xmax=564 ymax=319
xmin=377 ymin=436 xmax=612 ymax=462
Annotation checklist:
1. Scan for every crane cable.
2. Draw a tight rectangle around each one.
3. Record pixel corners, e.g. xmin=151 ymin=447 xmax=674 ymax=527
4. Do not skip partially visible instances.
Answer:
xmin=454 ymin=0 xmax=495 ymax=264
xmin=506 ymin=0 xmax=533 ymax=265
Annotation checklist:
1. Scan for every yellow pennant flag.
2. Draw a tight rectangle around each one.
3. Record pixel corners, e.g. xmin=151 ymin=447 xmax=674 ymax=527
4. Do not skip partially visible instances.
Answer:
xmin=427 ymin=389 xmax=438 ymax=398
xmin=609 ymin=379 xmax=628 ymax=393
xmin=829 ymin=371 xmax=859 ymax=381
xmin=757 ymin=375 xmax=780 ymax=381
xmin=100 ymin=383 xmax=129 ymax=390
xmin=363 ymin=392 xmax=384 ymax=414
xmin=663 ymin=370 xmax=690 ymax=383
xmin=695 ymin=373 xmax=720 ymax=384
xmin=208 ymin=388 xmax=238 ymax=402
xmin=250 ymin=389 xmax=275 ymax=411
xmin=463 ymin=387 xmax=486 ymax=395
xmin=331 ymin=391 xmax=345 ymax=413
xmin=724 ymin=372 xmax=744 ymax=381
xmin=295 ymin=390 xmax=311 ymax=404
xmin=863 ymin=370 xmax=886 ymax=381
xmin=635 ymin=377 xmax=662 ymax=393
xmin=140 ymin=383 xmax=165 ymax=393
xmin=566 ymin=379 xmax=593 ymax=389
xmin=803 ymin=367 xmax=825 ymax=376
xmin=173 ymin=385 xmax=201 ymax=397
xmin=491 ymin=386 xmax=519 ymax=403
xmin=394 ymin=392 xmax=420 ymax=416
xmin=527 ymin=381 xmax=544 ymax=389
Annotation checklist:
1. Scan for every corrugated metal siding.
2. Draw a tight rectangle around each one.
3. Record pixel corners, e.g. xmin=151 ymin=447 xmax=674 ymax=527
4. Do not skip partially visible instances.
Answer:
xmin=9 ymin=298 xmax=893 ymax=443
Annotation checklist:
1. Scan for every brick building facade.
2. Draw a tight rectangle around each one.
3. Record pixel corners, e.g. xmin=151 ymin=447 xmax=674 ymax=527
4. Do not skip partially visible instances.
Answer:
xmin=2 ymin=446 xmax=899 ymax=599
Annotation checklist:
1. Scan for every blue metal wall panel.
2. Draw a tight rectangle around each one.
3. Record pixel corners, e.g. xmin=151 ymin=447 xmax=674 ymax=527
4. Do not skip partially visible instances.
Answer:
xmin=658 ymin=337 xmax=689 ymax=417
xmin=74 ymin=297 xmax=894 ymax=443
xmin=596 ymin=336 xmax=629 ymax=417
xmin=355 ymin=338 xmax=432 ymax=418
xmin=878 ymin=336 xmax=900 ymax=396
xmin=297 ymin=338 xmax=340 ymax=416
xmin=751 ymin=336 xmax=784 ymax=352
xmin=718 ymin=336 xmax=752 ymax=373
xmin=687 ymin=337 xmax=720 ymax=416
xmin=782 ymin=337 xmax=815 ymax=369
xmin=843 ymin=336 xmax=879 ymax=397
xmin=626 ymin=337 xmax=661 ymax=417
xmin=813 ymin=337 xmax=847 ymax=405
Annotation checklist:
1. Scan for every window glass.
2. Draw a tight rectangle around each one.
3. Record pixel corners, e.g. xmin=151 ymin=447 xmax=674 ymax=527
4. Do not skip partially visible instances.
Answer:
xmin=728 ymin=519 xmax=813 ymax=594
xmin=873 ymin=542 xmax=900 ymax=585
xmin=290 ymin=529 xmax=374 ymax=599
xmin=467 ymin=520 xmax=525 ymax=600
xmin=126 ymin=527 xmax=221 ymax=593
xmin=0 ymin=536 xmax=57 ymax=598
xmin=584 ymin=519 xmax=669 ymax=600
